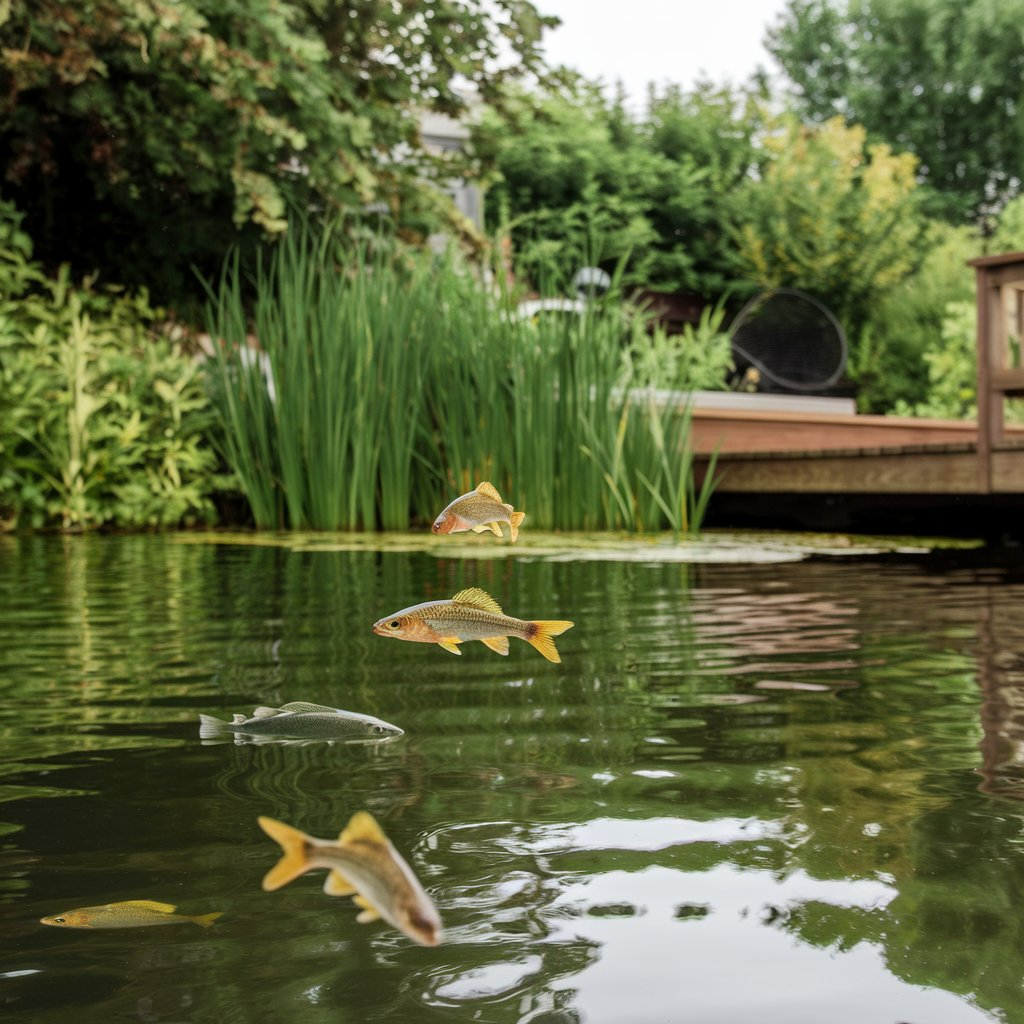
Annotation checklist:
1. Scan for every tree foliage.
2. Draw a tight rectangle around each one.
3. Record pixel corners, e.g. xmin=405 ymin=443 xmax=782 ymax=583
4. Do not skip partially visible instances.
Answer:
xmin=853 ymin=222 xmax=976 ymax=413
xmin=729 ymin=115 xmax=923 ymax=330
xmin=0 ymin=0 xmax=553 ymax=306
xmin=474 ymin=81 xmax=760 ymax=294
xmin=766 ymin=0 xmax=1024 ymax=224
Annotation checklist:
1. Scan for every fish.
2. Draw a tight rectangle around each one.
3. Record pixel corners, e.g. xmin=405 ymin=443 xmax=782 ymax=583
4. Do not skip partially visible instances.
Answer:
xmin=258 ymin=812 xmax=443 ymax=947
xmin=40 ymin=900 xmax=223 ymax=930
xmin=198 ymin=710 xmax=403 ymax=742
xmin=372 ymin=586 xmax=573 ymax=662
xmin=431 ymin=482 xmax=526 ymax=542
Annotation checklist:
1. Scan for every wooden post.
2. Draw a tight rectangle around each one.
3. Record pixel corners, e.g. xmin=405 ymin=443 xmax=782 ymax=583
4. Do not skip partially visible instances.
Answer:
xmin=968 ymin=252 xmax=1024 ymax=495
xmin=975 ymin=262 xmax=993 ymax=493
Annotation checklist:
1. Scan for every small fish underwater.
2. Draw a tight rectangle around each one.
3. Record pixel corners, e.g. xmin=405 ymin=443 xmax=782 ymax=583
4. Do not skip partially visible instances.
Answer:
xmin=258 ymin=812 xmax=443 ymax=947
xmin=199 ymin=705 xmax=403 ymax=744
xmin=432 ymin=481 xmax=525 ymax=542
xmin=373 ymin=586 xmax=574 ymax=662
xmin=40 ymin=900 xmax=223 ymax=930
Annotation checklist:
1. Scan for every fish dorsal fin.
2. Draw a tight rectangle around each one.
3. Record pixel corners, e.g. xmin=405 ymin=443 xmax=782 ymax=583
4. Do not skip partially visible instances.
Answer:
xmin=126 ymin=900 xmax=177 ymax=913
xmin=450 ymin=587 xmax=503 ymax=614
xmin=340 ymin=810 xmax=387 ymax=847
xmin=251 ymin=706 xmax=282 ymax=719
xmin=475 ymin=481 xmax=502 ymax=502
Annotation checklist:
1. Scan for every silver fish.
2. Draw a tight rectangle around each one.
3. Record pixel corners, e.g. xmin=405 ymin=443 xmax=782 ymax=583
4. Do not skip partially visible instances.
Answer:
xmin=199 ymin=710 xmax=403 ymax=743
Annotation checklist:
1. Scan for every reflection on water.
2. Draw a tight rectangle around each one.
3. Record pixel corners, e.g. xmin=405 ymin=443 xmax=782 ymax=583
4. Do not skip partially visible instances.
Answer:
xmin=2 ymin=534 xmax=1024 ymax=1022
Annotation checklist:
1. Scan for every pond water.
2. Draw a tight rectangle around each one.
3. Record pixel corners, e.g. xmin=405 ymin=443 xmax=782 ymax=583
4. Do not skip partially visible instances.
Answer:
xmin=3 ymin=531 xmax=1024 ymax=1024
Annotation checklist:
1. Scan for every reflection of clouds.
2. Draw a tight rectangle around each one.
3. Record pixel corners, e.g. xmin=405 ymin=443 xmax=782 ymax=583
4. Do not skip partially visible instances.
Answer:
xmin=430 ymin=816 xmax=776 ymax=861
xmin=540 ymin=865 xmax=986 ymax=1024
xmin=412 ymin=817 xmax=988 ymax=1024
xmin=508 ymin=816 xmax=775 ymax=857
xmin=432 ymin=955 xmax=544 ymax=1001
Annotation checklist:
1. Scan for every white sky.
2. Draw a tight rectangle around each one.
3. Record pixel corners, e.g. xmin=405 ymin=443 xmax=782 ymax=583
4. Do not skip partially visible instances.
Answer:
xmin=536 ymin=0 xmax=792 ymax=104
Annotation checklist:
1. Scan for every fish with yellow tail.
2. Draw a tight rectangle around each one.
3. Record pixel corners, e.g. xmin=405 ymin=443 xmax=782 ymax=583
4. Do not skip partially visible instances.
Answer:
xmin=432 ymin=482 xmax=526 ymax=542
xmin=258 ymin=812 xmax=442 ymax=947
xmin=373 ymin=587 xmax=574 ymax=662
xmin=40 ymin=900 xmax=223 ymax=930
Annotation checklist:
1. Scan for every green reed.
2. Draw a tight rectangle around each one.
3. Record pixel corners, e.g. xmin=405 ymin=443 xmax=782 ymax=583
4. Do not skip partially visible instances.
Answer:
xmin=205 ymin=225 xmax=716 ymax=533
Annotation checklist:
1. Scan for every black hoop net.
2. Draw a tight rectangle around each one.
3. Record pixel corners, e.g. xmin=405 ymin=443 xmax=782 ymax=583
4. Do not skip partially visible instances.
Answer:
xmin=729 ymin=288 xmax=848 ymax=393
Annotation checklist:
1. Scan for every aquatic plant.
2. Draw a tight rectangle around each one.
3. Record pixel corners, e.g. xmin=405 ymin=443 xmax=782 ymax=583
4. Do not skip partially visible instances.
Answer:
xmin=204 ymin=223 xmax=716 ymax=533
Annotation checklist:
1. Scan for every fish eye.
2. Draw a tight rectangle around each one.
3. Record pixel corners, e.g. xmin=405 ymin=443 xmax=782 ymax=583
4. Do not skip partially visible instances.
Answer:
xmin=373 ymin=725 xmax=386 ymax=734
xmin=388 ymin=620 xmax=401 ymax=629
xmin=53 ymin=916 xmax=65 ymax=923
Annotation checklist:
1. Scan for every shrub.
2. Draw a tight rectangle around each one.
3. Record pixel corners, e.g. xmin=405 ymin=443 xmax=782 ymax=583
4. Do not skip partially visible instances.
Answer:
xmin=627 ymin=300 xmax=734 ymax=393
xmin=891 ymin=301 xmax=977 ymax=420
xmin=0 ymin=199 xmax=227 ymax=529
xmin=852 ymin=223 xmax=977 ymax=413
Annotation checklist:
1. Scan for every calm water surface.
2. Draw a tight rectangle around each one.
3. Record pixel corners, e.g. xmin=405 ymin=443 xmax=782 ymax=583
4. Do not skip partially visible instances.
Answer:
xmin=3 ymin=533 xmax=1024 ymax=1024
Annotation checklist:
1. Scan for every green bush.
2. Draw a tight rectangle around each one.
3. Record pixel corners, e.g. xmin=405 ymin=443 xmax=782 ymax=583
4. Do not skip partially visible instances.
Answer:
xmin=0 ymin=199 xmax=227 ymax=530
xmin=891 ymin=300 xmax=976 ymax=420
xmin=852 ymin=223 xmax=977 ymax=413
xmin=627 ymin=300 xmax=734 ymax=393
xmin=475 ymin=82 xmax=758 ymax=296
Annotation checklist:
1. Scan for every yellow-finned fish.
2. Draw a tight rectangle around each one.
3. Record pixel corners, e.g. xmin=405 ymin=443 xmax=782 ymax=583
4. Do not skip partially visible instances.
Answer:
xmin=40 ymin=900 xmax=223 ymax=930
xmin=372 ymin=587 xmax=574 ymax=662
xmin=257 ymin=812 xmax=442 ymax=947
xmin=432 ymin=482 xmax=526 ymax=542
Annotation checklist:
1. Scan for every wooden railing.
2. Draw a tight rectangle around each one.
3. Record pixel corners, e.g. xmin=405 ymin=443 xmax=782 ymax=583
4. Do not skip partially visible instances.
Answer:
xmin=969 ymin=251 xmax=1024 ymax=492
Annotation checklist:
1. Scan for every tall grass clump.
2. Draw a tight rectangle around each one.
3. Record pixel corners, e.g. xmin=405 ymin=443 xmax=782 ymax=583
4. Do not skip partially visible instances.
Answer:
xmin=415 ymin=264 xmax=718 ymax=534
xmin=205 ymin=223 xmax=435 ymax=530
xmin=205 ymin=220 xmax=716 ymax=533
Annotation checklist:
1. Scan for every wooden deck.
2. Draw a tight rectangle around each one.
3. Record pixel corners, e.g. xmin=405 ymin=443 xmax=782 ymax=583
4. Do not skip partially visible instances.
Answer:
xmin=691 ymin=403 xmax=1024 ymax=495
xmin=684 ymin=253 xmax=1024 ymax=535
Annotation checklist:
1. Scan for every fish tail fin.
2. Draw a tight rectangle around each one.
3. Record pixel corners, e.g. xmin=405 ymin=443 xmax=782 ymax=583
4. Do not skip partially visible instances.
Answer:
xmin=509 ymin=511 xmax=526 ymax=543
xmin=191 ymin=911 xmax=224 ymax=928
xmin=198 ymin=714 xmax=228 ymax=739
xmin=524 ymin=620 xmax=574 ymax=663
xmin=258 ymin=816 xmax=314 ymax=891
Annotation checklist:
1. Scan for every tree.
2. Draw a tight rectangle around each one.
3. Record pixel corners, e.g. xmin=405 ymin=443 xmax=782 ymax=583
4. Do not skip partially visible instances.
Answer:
xmin=473 ymin=80 xmax=759 ymax=295
xmin=728 ymin=115 xmax=923 ymax=333
xmin=767 ymin=0 xmax=1024 ymax=224
xmin=0 ymin=0 xmax=554 ymax=306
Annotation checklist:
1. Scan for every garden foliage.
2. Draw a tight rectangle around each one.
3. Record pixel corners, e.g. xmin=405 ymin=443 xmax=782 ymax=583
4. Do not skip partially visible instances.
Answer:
xmin=475 ymin=81 xmax=761 ymax=296
xmin=729 ymin=117 xmax=921 ymax=329
xmin=0 ymin=199 xmax=226 ymax=530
